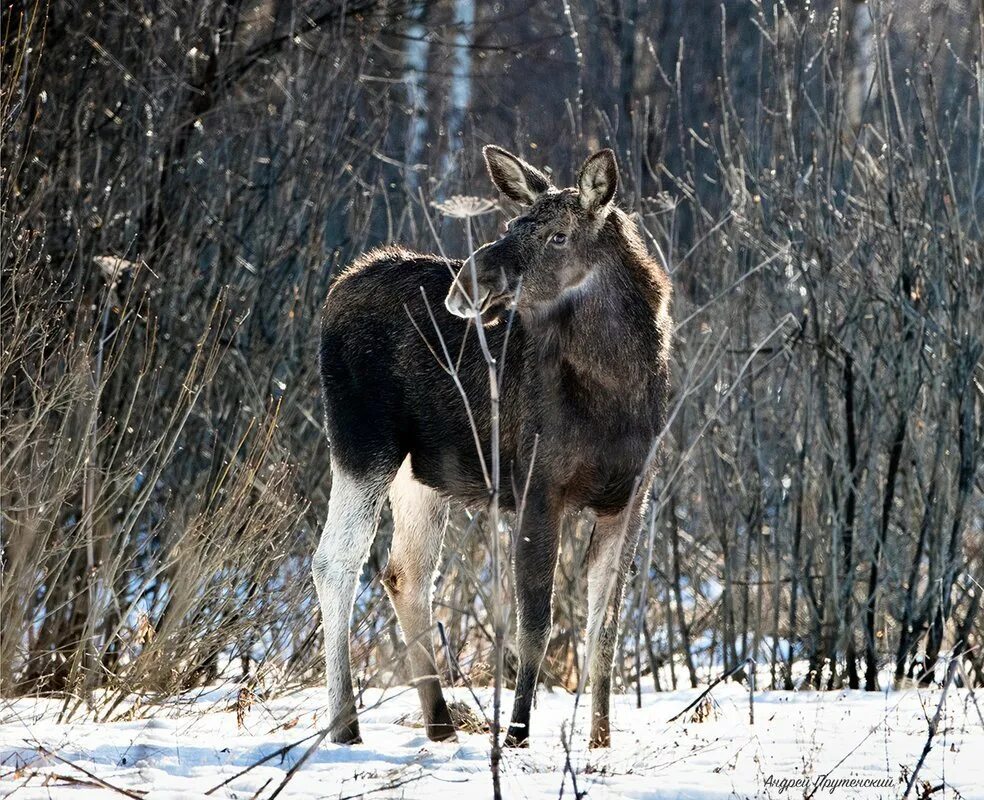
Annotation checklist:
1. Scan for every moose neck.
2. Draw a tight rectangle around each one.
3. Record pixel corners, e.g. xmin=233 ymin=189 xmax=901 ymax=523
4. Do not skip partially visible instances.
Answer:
xmin=522 ymin=254 xmax=655 ymax=399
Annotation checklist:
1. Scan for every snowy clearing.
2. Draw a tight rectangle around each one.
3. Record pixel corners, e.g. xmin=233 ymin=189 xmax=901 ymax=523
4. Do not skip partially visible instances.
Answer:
xmin=2 ymin=682 xmax=983 ymax=799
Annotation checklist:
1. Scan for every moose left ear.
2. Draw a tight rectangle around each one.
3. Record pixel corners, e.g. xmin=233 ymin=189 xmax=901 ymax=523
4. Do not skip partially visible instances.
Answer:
xmin=578 ymin=149 xmax=618 ymax=214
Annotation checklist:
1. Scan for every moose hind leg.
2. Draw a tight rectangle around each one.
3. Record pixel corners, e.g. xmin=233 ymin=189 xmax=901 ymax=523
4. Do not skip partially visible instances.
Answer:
xmin=585 ymin=507 xmax=644 ymax=748
xmin=313 ymin=460 xmax=392 ymax=744
xmin=382 ymin=458 xmax=456 ymax=741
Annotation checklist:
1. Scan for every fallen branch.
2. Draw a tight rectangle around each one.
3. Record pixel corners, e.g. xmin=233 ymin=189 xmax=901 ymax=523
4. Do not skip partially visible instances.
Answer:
xmin=338 ymin=768 xmax=436 ymax=800
xmin=39 ymin=770 xmax=135 ymax=793
xmin=265 ymin=728 xmax=332 ymax=800
xmin=667 ymin=659 xmax=751 ymax=723
xmin=206 ymin=684 xmax=423 ymax=797
xmin=204 ymin=729 xmax=326 ymax=795
xmin=32 ymin=743 xmax=147 ymax=799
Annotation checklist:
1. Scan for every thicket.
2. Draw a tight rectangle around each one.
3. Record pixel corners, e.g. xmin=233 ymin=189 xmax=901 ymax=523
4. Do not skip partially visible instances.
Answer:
xmin=2 ymin=0 xmax=981 ymax=713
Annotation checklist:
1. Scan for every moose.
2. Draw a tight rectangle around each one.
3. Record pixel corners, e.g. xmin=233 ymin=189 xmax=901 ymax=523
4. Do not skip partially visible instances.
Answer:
xmin=315 ymin=145 xmax=671 ymax=748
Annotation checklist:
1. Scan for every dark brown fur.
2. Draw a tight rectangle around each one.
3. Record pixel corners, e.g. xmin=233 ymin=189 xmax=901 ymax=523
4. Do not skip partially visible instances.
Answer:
xmin=319 ymin=146 xmax=671 ymax=747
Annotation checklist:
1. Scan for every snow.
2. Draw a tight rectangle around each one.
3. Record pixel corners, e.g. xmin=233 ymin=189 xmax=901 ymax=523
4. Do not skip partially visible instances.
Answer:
xmin=3 ymin=681 xmax=984 ymax=799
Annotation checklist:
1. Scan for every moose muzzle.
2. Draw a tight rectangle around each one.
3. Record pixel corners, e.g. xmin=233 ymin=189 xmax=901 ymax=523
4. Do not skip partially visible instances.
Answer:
xmin=444 ymin=264 xmax=491 ymax=318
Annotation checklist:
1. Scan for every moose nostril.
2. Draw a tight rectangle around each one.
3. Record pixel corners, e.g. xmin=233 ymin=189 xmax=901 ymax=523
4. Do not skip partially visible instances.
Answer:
xmin=445 ymin=283 xmax=491 ymax=318
xmin=445 ymin=288 xmax=471 ymax=318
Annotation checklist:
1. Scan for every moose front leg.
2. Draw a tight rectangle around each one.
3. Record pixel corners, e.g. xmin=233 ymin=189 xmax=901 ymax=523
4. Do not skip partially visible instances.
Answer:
xmin=585 ymin=499 xmax=646 ymax=748
xmin=505 ymin=494 xmax=562 ymax=748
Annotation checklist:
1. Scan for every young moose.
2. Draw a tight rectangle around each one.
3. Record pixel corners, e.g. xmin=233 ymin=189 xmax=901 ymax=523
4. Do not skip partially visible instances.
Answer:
xmin=316 ymin=146 xmax=671 ymax=748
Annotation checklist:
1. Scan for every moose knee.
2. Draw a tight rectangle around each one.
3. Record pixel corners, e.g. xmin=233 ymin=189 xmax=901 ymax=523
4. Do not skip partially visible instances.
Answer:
xmin=381 ymin=563 xmax=403 ymax=597
xmin=312 ymin=550 xmax=348 ymax=589
xmin=382 ymin=559 xmax=431 ymax=606
xmin=383 ymin=559 xmax=438 ymax=670
xmin=516 ymin=619 xmax=552 ymax=661
xmin=312 ymin=529 xmax=367 ymax=588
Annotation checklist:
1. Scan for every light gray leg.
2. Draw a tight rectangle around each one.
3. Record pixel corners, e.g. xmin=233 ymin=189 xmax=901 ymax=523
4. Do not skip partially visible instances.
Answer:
xmin=312 ymin=459 xmax=391 ymax=744
xmin=382 ymin=457 xmax=456 ymax=741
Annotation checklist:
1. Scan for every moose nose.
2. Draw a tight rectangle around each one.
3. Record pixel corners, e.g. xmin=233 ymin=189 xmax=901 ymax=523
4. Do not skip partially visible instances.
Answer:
xmin=445 ymin=279 xmax=490 ymax=318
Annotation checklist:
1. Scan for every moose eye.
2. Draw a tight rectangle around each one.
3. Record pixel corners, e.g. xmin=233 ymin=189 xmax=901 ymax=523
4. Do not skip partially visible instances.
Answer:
xmin=551 ymin=232 xmax=568 ymax=246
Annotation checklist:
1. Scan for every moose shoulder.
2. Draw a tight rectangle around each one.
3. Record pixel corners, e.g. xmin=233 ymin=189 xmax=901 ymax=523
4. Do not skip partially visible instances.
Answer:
xmin=315 ymin=146 xmax=672 ymax=749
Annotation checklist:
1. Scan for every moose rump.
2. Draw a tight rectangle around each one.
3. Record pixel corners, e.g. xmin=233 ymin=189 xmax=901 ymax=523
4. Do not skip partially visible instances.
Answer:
xmin=316 ymin=247 xmax=521 ymax=743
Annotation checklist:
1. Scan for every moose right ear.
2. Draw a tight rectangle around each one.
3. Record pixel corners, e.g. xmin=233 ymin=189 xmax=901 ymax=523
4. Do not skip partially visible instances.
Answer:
xmin=483 ymin=145 xmax=551 ymax=206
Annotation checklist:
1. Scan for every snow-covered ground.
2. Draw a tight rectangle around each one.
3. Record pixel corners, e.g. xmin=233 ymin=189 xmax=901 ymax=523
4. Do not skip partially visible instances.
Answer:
xmin=2 ymin=681 xmax=983 ymax=799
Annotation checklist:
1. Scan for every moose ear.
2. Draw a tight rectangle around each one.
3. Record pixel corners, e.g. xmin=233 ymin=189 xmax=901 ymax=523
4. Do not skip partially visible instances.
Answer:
xmin=578 ymin=149 xmax=618 ymax=213
xmin=483 ymin=145 xmax=551 ymax=206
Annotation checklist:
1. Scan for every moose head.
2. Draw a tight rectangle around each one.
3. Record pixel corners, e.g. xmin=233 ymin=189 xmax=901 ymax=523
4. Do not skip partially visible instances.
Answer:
xmin=445 ymin=145 xmax=620 ymax=320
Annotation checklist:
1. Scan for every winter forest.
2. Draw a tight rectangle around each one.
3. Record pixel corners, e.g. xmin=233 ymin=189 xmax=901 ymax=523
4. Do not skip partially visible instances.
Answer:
xmin=2 ymin=1 xmax=984 ymax=798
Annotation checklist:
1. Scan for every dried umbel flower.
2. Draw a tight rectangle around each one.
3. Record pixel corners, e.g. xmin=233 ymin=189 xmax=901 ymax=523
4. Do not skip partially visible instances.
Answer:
xmin=93 ymin=254 xmax=139 ymax=286
xmin=431 ymin=195 xmax=497 ymax=219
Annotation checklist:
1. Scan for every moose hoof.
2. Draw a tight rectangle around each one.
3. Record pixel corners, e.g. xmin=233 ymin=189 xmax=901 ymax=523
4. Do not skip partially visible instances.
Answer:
xmin=426 ymin=723 xmax=458 ymax=743
xmin=588 ymin=729 xmax=611 ymax=749
xmin=504 ymin=728 xmax=529 ymax=748
xmin=328 ymin=719 xmax=362 ymax=745
xmin=424 ymin=697 xmax=457 ymax=742
xmin=329 ymin=731 xmax=363 ymax=745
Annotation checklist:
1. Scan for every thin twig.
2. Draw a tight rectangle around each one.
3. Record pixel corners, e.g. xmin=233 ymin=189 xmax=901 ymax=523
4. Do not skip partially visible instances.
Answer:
xmin=32 ymin=744 xmax=147 ymax=799
xmin=204 ymin=729 xmax=325 ymax=795
xmin=902 ymin=657 xmax=959 ymax=800
xmin=666 ymin=660 xmax=749 ymax=723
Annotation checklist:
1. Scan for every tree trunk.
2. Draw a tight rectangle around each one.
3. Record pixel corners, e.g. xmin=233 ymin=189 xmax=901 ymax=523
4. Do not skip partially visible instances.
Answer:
xmin=864 ymin=413 xmax=906 ymax=689
xmin=669 ymin=493 xmax=699 ymax=688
